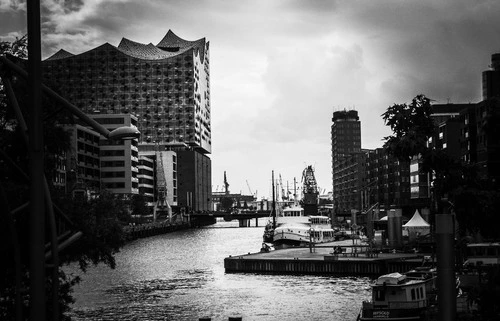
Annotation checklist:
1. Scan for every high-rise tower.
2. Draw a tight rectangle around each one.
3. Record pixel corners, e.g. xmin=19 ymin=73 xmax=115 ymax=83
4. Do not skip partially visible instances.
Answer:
xmin=482 ymin=53 xmax=500 ymax=100
xmin=331 ymin=110 xmax=361 ymax=163
xmin=331 ymin=110 xmax=363 ymax=215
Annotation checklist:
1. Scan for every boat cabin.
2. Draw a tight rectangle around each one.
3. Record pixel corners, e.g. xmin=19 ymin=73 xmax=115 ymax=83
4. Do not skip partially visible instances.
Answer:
xmin=371 ymin=273 xmax=428 ymax=309
xmin=309 ymin=216 xmax=330 ymax=225
xmin=283 ymin=206 xmax=304 ymax=217
xmin=464 ymin=242 xmax=500 ymax=267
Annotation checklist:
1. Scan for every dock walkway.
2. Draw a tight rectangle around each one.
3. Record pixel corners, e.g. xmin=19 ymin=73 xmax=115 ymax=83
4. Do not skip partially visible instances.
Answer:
xmin=225 ymin=241 xmax=428 ymax=277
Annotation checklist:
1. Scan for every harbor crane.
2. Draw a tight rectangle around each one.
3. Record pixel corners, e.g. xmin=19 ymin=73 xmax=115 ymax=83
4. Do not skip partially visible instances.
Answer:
xmin=153 ymin=149 xmax=172 ymax=222
xmin=246 ymin=180 xmax=253 ymax=196
xmin=279 ymin=174 xmax=287 ymax=201
xmin=224 ymin=171 xmax=230 ymax=195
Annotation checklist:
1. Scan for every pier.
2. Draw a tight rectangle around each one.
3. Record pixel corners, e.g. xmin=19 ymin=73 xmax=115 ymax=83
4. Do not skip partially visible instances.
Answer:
xmin=225 ymin=242 xmax=428 ymax=277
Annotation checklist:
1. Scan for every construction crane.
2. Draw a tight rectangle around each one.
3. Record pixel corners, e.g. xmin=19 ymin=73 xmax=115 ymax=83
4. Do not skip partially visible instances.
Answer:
xmin=301 ymin=165 xmax=319 ymax=215
xmin=279 ymin=174 xmax=287 ymax=201
xmin=246 ymin=180 xmax=253 ymax=196
xmin=224 ymin=171 xmax=230 ymax=195
xmin=153 ymin=149 xmax=172 ymax=222
xmin=245 ymin=180 xmax=258 ymax=199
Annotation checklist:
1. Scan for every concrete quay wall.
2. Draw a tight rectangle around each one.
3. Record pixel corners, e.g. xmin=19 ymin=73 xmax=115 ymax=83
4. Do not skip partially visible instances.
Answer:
xmin=224 ymin=243 xmax=426 ymax=277
xmin=123 ymin=221 xmax=190 ymax=241
xmin=224 ymin=256 xmax=421 ymax=276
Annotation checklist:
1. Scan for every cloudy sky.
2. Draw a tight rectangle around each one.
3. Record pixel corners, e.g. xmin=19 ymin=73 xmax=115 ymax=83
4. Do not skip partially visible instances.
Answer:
xmin=2 ymin=0 xmax=500 ymax=199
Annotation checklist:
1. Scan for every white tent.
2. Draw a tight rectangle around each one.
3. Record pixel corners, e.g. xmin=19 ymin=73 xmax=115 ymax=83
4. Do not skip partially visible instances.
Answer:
xmin=403 ymin=210 xmax=430 ymax=239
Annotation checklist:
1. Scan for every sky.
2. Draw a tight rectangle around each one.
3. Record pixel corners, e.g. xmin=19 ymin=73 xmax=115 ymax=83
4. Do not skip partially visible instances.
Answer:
xmin=2 ymin=0 xmax=500 ymax=200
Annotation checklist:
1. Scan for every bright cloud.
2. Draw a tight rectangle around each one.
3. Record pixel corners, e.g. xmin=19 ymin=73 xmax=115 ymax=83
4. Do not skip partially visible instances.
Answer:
xmin=2 ymin=0 xmax=500 ymax=197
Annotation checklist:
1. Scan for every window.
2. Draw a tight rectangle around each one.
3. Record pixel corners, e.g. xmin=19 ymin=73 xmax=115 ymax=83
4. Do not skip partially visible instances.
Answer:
xmin=374 ymin=289 xmax=385 ymax=301
xmin=101 ymin=150 xmax=125 ymax=157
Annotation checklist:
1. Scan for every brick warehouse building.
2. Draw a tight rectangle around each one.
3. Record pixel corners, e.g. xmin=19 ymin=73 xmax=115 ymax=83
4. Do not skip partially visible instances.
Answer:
xmin=41 ymin=30 xmax=212 ymax=211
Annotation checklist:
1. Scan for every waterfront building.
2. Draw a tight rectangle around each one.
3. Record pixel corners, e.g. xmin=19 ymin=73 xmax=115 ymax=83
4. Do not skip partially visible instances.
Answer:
xmin=41 ymin=30 xmax=212 ymax=211
xmin=42 ymin=30 xmax=211 ymax=152
xmin=472 ymin=99 xmax=500 ymax=182
xmin=176 ymin=149 xmax=212 ymax=212
xmin=92 ymin=114 xmax=139 ymax=196
xmin=365 ymin=148 xmax=410 ymax=214
xmin=64 ymin=123 xmax=101 ymax=198
xmin=211 ymin=192 xmax=257 ymax=211
xmin=331 ymin=110 xmax=363 ymax=217
xmin=333 ymin=151 xmax=367 ymax=218
xmin=406 ymin=103 xmax=470 ymax=208
xmin=137 ymin=155 xmax=155 ymax=207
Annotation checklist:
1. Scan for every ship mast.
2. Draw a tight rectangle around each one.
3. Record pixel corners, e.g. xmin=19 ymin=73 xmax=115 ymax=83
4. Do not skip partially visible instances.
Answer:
xmin=272 ymin=170 xmax=276 ymax=229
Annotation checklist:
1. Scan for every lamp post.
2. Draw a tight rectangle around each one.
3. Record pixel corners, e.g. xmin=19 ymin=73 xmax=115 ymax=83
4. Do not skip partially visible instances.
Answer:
xmin=26 ymin=1 xmax=45 ymax=320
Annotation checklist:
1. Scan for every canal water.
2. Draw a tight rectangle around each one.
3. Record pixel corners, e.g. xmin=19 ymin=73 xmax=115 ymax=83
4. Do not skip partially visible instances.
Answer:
xmin=67 ymin=219 xmax=371 ymax=320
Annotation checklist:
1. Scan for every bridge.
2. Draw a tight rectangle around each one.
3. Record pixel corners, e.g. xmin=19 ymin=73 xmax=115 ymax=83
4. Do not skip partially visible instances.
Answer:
xmin=190 ymin=211 xmax=272 ymax=227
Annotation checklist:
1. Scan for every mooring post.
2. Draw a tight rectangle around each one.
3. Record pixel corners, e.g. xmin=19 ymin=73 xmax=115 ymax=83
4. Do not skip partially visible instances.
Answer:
xmin=436 ymin=213 xmax=456 ymax=321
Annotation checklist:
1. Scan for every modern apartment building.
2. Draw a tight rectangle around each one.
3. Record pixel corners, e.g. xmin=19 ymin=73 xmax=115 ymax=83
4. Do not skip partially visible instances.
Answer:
xmin=137 ymin=155 xmax=155 ymax=206
xmin=91 ymin=114 xmax=139 ymax=196
xmin=365 ymin=148 xmax=410 ymax=212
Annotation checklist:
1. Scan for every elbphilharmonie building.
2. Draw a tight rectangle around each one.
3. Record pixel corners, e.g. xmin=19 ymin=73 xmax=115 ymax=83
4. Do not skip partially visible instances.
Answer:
xmin=43 ymin=30 xmax=211 ymax=154
xmin=41 ymin=30 xmax=212 ymax=211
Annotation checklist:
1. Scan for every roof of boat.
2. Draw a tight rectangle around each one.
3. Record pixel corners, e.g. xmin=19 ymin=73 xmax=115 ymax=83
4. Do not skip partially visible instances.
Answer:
xmin=283 ymin=206 xmax=303 ymax=211
xmin=467 ymin=242 xmax=500 ymax=247
xmin=375 ymin=272 xmax=428 ymax=287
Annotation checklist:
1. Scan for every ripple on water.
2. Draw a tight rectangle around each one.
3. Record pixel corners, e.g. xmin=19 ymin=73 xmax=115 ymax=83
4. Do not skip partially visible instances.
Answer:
xmin=69 ymin=222 xmax=372 ymax=320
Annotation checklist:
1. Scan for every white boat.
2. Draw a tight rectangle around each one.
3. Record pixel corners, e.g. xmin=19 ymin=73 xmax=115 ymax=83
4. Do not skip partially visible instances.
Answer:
xmin=263 ymin=167 xmax=334 ymax=246
xmin=463 ymin=242 xmax=500 ymax=268
xmin=358 ymin=271 xmax=437 ymax=321
xmin=271 ymin=206 xmax=335 ymax=246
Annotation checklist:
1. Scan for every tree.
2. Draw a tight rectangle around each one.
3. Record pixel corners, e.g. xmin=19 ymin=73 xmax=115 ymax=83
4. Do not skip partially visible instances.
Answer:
xmin=382 ymin=94 xmax=462 ymax=214
xmin=130 ymin=193 xmax=148 ymax=217
xmin=382 ymin=94 xmax=500 ymax=238
xmin=0 ymin=35 xmax=27 ymax=131
xmin=382 ymin=94 xmax=435 ymax=163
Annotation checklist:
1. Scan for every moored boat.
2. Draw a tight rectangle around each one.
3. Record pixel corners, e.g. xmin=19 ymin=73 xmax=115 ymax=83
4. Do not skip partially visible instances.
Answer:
xmin=263 ymin=166 xmax=334 ymax=246
xmin=271 ymin=206 xmax=335 ymax=246
xmin=358 ymin=271 xmax=437 ymax=321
